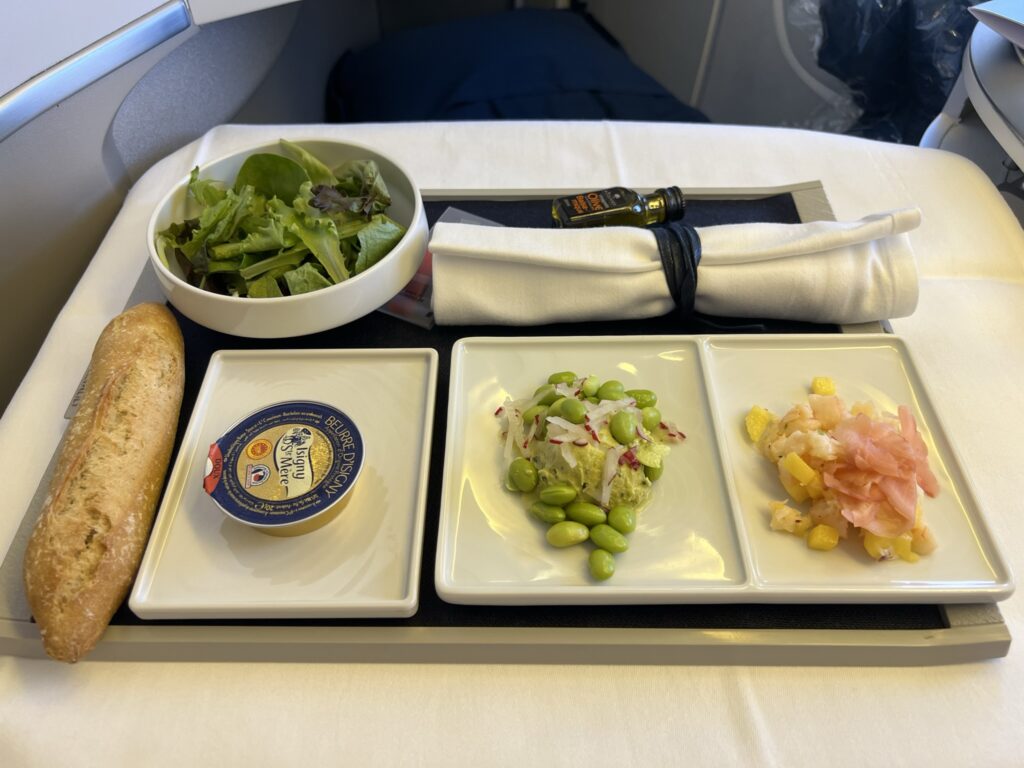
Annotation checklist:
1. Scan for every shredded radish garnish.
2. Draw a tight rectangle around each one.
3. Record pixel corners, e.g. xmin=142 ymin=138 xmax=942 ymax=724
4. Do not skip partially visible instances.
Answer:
xmin=546 ymin=417 xmax=590 ymax=444
xmin=601 ymin=445 xmax=627 ymax=506
xmin=504 ymin=418 xmax=516 ymax=462
xmin=560 ymin=442 xmax=578 ymax=468
xmin=524 ymin=417 xmax=538 ymax=447
xmin=555 ymin=382 xmax=576 ymax=398
xmin=659 ymin=421 xmax=686 ymax=441
xmin=618 ymin=449 xmax=641 ymax=470
xmin=586 ymin=397 xmax=635 ymax=423
xmin=546 ymin=416 xmax=580 ymax=432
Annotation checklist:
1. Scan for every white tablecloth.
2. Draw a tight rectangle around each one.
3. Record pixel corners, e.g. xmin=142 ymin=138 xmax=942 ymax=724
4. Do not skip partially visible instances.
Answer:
xmin=1 ymin=122 xmax=1021 ymax=767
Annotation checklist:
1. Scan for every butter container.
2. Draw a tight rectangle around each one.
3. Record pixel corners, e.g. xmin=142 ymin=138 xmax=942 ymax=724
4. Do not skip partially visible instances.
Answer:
xmin=203 ymin=401 xmax=364 ymax=536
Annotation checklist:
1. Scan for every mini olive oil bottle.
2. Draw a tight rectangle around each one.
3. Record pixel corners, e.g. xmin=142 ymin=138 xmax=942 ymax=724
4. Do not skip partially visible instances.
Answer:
xmin=552 ymin=186 xmax=685 ymax=228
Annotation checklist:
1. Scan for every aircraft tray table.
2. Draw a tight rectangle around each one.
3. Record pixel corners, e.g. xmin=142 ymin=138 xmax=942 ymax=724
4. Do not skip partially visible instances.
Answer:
xmin=0 ymin=185 xmax=1009 ymax=665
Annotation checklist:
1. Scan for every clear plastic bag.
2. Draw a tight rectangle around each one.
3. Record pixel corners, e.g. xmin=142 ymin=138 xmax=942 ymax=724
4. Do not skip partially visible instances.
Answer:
xmin=785 ymin=0 xmax=863 ymax=134
xmin=787 ymin=0 xmax=977 ymax=143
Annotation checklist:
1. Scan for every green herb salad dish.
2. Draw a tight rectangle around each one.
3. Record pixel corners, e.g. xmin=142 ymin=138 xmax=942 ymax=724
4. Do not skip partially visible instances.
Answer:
xmin=496 ymin=372 xmax=685 ymax=581
xmin=147 ymin=138 xmax=427 ymax=338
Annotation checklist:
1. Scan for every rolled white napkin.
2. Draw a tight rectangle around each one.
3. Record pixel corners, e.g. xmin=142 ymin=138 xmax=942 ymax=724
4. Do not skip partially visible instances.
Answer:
xmin=429 ymin=208 xmax=922 ymax=326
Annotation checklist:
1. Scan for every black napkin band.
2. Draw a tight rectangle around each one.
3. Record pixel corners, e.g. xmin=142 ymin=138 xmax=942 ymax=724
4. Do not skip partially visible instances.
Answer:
xmin=653 ymin=221 xmax=702 ymax=317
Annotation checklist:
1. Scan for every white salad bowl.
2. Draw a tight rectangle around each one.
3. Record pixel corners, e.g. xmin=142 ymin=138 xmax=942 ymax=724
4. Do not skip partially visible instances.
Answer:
xmin=147 ymin=138 xmax=428 ymax=337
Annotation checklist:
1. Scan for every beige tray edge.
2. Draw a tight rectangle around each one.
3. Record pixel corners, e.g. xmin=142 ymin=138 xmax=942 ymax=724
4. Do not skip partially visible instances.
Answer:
xmin=0 ymin=605 xmax=1010 ymax=666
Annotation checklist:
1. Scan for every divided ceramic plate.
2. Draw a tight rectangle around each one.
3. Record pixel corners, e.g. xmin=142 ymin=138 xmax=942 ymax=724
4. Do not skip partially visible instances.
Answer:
xmin=130 ymin=349 xmax=438 ymax=619
xmin=436 ymin=336 xmax=1013 ymax=605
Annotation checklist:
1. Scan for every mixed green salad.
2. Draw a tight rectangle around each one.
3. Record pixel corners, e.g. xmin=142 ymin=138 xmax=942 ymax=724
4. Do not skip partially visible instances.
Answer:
xmin=156 ymin=139 xmax=407 ymax=298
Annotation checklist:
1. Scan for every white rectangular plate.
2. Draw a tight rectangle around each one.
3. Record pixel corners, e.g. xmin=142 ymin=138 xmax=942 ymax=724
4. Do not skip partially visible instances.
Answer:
xmin=437 ymin=337 xmax=746 ymax=605
xmin=436 ymin=336 xmax=1013 ymax=605
xmin=130 ymin=348 xmax=438 ymax=619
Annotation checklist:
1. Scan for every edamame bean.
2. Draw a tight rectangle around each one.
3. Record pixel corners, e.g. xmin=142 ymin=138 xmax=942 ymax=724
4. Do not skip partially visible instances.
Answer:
xmin=546 ymin=521 xmax=589 ymax=548
xmin=590 ymin=524 xmax=629 ymax=553
xmin=523 ymin=404 xmax=549 ymax=438
xmin=596 ymin=380 xmax=625 ymax=402
xmin=549 ymin=397 xmax=570 ymax=419
xmin=523 ymin=404 xmax=548 ymax=425
xmin=539 ymin=483 xmax=577 ymax=506
xmin=626 ymin=389 xmax=658 ymax=408
xmin=560 ymin=397 xmax=587 ymax=424
xmin=588 ymin=549 xmax=616 ymax=581
xmin=641 ymin=406 xmax=661 ymax=431
xmin=534 ymin=384 xmax=559 ymax=406
xmin=565 ymin=501 xmax=606 ymax=527
xmin=610 ymin=411 xmax=637 ymax=445
xmin=581 ymin=375 xmax=600 ymax=397
xmin=548 ymin=371 xmax=577 ymax=385
xmin=508 ymin=457 xmax=538 ymax=492
xmin=529 ymin=501 xmax=566 ymax=524
xmin=607 ymin=505 xmax=636 ymax=534
xmin=644 ymin=464 xmax=663 ymax=482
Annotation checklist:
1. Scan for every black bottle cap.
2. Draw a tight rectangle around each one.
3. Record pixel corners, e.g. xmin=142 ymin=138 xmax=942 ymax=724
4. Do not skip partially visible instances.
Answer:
xmin=656 ymin=186 xmax=686 ymax=221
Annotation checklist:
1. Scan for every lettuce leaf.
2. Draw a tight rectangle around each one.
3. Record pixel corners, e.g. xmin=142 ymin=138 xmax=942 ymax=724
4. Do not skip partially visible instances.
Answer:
xmin=178 ymin=185 xmax=257 ymax=260
xmin=284 ymin=262 xmax=333 ymax=295
xmin=281 ymin=139 xmax=338 ymax=187
xmin=234 ymin=153 xmax=310 ymax=202
xmin=239 ymin=246 xmax=308 ymax=280
xmin=209 ymin=214 xmax=296 ymax=260
xmin=188 ymin=167 xmax=227 ymax=207
xmin=206 ymin=257 xmax=243 ymax=273
xmin=247 ymin=274 xmax=284 ymax=298
xmin=355 ymin=215 xmax=406 ymax=274
xmin=269 ymin=195 xmax=349 ymax=283
xmin=312 ymin=159 xmax=392 ymax=218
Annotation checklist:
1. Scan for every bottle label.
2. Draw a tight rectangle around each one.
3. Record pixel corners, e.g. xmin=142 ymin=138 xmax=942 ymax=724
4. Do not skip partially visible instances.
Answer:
xmin=567 ymin=188 xmax=630 ymax=215
xmin=553 ymin=187 xmax=637 ymax=227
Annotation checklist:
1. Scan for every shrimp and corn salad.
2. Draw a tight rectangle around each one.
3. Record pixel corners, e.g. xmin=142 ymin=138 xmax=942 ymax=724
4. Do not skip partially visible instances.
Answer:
xmin=745 ymin=377 xmax=939 ymax=562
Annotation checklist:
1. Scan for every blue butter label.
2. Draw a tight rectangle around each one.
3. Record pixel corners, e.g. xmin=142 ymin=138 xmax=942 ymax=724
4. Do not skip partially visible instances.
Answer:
xmin=205 ymin=401 xmax=363 ymax=527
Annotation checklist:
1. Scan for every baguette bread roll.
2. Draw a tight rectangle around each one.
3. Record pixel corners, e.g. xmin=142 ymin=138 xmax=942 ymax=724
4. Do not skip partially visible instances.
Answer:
xmin=23 ymin=303 xmax=185 ymax=662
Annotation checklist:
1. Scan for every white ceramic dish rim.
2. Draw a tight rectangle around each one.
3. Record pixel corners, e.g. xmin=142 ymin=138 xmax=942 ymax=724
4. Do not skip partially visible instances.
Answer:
xmin=435 ymin=334 xmax=1015 ymax=605
xmin=145 ymin=137 xmax=426 ymax=307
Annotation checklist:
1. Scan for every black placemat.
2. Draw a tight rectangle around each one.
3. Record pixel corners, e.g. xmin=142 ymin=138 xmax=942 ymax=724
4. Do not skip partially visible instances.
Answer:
xmin=109 ymin=194 xmax=947 ymax=632
xmin=423 ymin=193 xmax=804 ymax=230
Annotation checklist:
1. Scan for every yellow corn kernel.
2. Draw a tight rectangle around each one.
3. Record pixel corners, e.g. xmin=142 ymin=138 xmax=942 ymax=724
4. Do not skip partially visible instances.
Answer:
xmin=781 ymin=451 xmax=817 ymax=486
xmin=811 ymin=376 xmax=836 ymax=396
xmin=745 ymin=405 xmax=775 ymax=442
xmin=863 ymin=531 xmax=920 ymax=562
xmin=850 ymin=401 xmax=877 ymax=418
xmin=807 ymin=524 xmax=840 ymax=551
xmin=891 ymin=534 xmax=918 ymax=562
xmin=911 ymin=526 xmax=937 ymax=556
xmin=863 ymin=531 xmax=892 ymax=560
xmin=769 ymin=501 xmax=814 ymax=535
xmin=778 ymin=467 xmax=809 ymax=503
xmin=804 ymin=473 xmax=825 ymax=500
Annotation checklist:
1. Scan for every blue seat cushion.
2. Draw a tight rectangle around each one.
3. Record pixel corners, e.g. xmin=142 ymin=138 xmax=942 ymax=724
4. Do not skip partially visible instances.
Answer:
xmin=325 ymin=9 xmax=709 ymax=123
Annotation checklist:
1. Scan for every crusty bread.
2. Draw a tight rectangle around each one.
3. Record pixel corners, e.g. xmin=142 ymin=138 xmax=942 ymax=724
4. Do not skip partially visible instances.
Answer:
xmin=23 ymin=303 xmax=185 ymax=662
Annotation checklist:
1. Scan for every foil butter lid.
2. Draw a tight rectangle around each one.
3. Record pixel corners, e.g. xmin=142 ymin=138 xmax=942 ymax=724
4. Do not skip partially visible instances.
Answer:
xmin=204 ymin=401 xmax=364 ymax=536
